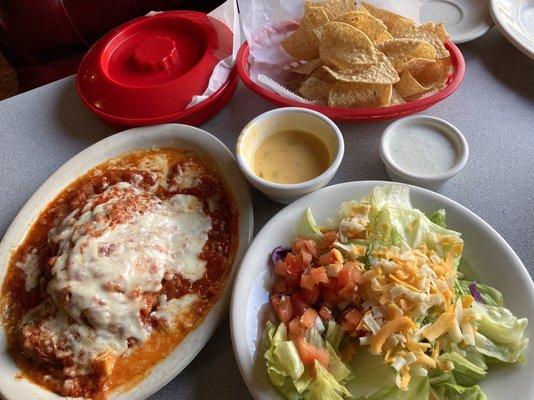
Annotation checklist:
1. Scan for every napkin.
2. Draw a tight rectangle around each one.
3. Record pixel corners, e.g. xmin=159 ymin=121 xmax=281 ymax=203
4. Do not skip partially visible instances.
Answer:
xmin=146 ymin=2 xmax=240 ymax=110
xmin=186 ymin=0 xmax=241 ymax=109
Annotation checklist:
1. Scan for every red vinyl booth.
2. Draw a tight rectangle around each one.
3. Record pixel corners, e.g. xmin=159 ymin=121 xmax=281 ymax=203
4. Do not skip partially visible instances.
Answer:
xmin=0 ymin=0 xmax=224 ymax=92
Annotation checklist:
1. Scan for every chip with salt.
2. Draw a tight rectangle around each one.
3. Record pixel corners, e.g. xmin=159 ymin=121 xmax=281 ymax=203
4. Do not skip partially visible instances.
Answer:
xmin=287 ymin=59 xmax=323 ymax=75
xmin=320 ymin=22 xmax=377 ymax=69
xmin=362 ymin=2 xmax=415 ymax=34
xmin=394 ymin=70 xmax=433 ymax=99
xmin=389 ymin=88 xmax=406 ymax=105
xmin=376 ymin=38 xmax=436 ymax=71
xmin=322 ymin=51 xmax=399 ymax=84
xmin=375 ymin=30 xmax=394 ymax=44
xmin=394 ymin=30 xmax=450 ymax=59
xmin=313 ymin=0 xmax=357 ymax=19
xmin=397 ymin=57 xmax=436 ymax=74
xmin=412 ymin=57 xmax=452 ymax=89
xmin=418 ymin=22 xmax=449 ymax=44
xmin=299 ymin=75 xmax=334 ymax=103
xmin=281 ymin=4 xmax=330 ymax=60
xmin=328 ymin=81 xmax=392 ymax=108
xmin=333 ymin=11 xmax=388 ymax=43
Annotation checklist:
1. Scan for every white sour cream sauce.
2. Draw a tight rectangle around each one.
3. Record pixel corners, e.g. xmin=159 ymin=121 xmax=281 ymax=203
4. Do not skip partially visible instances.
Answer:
xmin=388 ymin=124 xmax=458 ymax=176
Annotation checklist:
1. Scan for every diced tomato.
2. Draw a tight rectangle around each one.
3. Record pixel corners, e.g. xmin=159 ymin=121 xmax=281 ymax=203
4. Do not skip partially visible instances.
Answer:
xmin=323 ymin=231 xmax=337 ymax=248
xmin=271 ymin=294 xmax=293 ymax=323
xmin=290 ymin=293 xmax=309 ymax=317
xmin=318 ymin=249 xmax=344 ymax=266
xmin=310 ymin=266 xmax=329 ymax=284
xmin=295 ymin=336 xmax=330 ymax=368
xmin=339 ymin=283 xmax=357 ymax=301
xmin=345 ymin=262 xmax=362 ymax=283
xmin=283 ymin=274 xmax=300 ymax=291
xmin=300 ymin=266 xmax=328 ymax=292
xmin=303 ymin=285 xmax=320 ymax=304
xmin=273 ymin=280 xmax=287 ymax=294
xmin=340 ymin=309 xmax=363 ymax=335
xmin=288 ymin=317 xmax=306 ymax=339
xmin=318 ymin=253 xmax=331 ymax=266
xmin=319 ymin=305 xmax=333 ymax=321
xmin=338 ymin=267 xmax=352 ymax=287
xmin=274 ymin=261 xmax=289 ymax=277
xmin=325 ymin=277 xmax=340 ymax=291
xmin=336 ymin=263 xmax=361 ymax=301
xmin=293 ymin=239 xmax=318 ymax=258
xmin=285 ymin=253 xmax=305 ymax=274
xmin=323 ymin=288 xmax=341 ymax=307
xmin=300 ymin=308 xmax=318 ymax=328
xmin=300 ymin=271 xmax=315 ymax=291
xmin=298 ymin=250 xmax=313 ymax=267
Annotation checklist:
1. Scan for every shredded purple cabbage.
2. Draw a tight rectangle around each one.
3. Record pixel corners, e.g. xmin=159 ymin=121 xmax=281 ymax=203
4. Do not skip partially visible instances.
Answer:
xmin=271 ymin=246 xmax=291 ymax=265
xmin=469 ymin=282 xmax=485 ymax=303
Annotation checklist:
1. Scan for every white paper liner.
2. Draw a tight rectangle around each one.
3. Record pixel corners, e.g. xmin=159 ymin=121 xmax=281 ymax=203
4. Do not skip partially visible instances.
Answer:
xmin=257 ymin=74 xmax=314 ymax=103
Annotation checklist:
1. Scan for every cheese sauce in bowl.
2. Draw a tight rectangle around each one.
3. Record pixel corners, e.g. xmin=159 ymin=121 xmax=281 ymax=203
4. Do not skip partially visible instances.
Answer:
xmin=236 ymin=108 xmax=344 ymax=204
xmin=380 ymin=115 xmax=469 ymax=190
xmin=252 ymin=129 xmax=331 ymax=184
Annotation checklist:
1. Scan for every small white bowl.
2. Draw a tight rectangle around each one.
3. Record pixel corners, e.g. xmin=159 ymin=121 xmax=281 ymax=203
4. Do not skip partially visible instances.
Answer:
xmin=236 ymin=107 xmax=344 ymax=204
xmin=380 ymin=115 xmax=469 ymax=190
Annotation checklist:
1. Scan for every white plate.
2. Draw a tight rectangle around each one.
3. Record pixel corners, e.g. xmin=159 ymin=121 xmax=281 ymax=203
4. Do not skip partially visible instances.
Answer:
xmin=491 ymin=0 xmax=534 ymax=59
xmin=0 ymin=124 xmax=254 ymax=400
xmin=421 ymin=0 xmax=494 ymax=43
xmin=231 ymin=181 xmax=534 ymax=400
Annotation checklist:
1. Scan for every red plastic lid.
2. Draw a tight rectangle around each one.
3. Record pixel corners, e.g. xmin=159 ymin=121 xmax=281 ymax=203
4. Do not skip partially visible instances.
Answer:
xmin=77 ymin=11 xmax=233 ymax=123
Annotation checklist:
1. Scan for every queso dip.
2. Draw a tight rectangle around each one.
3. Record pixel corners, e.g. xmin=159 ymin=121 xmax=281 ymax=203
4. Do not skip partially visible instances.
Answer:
xmin=253 ymin=129 xmax=330 ymax=184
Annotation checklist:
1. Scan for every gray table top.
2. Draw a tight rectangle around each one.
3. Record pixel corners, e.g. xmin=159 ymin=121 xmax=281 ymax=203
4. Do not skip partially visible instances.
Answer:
xmin=0 ymin=27 xmax=533 ymax=399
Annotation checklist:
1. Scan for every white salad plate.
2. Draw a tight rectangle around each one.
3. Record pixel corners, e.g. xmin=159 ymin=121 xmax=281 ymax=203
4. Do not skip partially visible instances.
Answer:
xmin=230 ymin=181 xmax=534 ymax=400
xmin=491 ymin=0 xmax=534 ymax=60
xmin=421 ymin=0 xmax=494 ymax=43
xmin=0 ymin=124 xmax=254 ymax=400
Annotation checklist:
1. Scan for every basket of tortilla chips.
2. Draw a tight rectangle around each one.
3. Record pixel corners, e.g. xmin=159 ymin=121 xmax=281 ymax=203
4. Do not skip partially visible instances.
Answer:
xmin=237 ymin=1 xmax=465 ymax=121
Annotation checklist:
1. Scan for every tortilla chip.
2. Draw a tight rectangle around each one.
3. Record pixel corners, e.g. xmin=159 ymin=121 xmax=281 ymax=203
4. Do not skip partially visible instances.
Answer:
xmin=320 ymin=22 xmax=377 ymax=69
xmin=418 ymin=22 xmax=449 ymax=43
xmin=314 ymin=0 xmax=357 ymax=18
xmin=398 ymin=57 xmax=436 ymax=74
xmin=362 ymin=2 xmax=415 ymax=34
xmin=376 ymin=38 xmax=436 ymax=70
xmin=281 ymin=5 xmax=330 ymax=60
xmin=287 ymin=59 xmax=323 ymax=75
xmin=394 ymin=30 xmax=450 ymax=58
xmin=357 ymin=5 xmax=371 ymax=15
xmin=328 ymin=81 xmax=392 ymax=108
xmin=389 ymin=88 xmax=406 ymax=105
xmin=405 ymin=89 xmax=437 ymax=101
xmin=394 ymin=70 xmax=433 ymax=98
xmin=299 ymin=75 xmax=334 ymax=103
xmin=333 ymin=11 xmax=388 ymax=43
xmin=375 ymin=30 xmax=394 ymax=44
xmin=322 ymin=51 xmax=399 ymax=84
xmin=412 ymin=57 xmax=452 ymax=89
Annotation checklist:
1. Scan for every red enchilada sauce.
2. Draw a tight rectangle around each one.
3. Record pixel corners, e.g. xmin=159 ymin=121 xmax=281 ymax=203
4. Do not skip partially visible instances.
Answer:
xmin=0 ymin=149 xmax=239 ymax=399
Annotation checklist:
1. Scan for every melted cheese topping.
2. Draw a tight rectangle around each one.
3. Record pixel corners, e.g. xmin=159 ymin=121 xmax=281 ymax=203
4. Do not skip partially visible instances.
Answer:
xmin=16 ymin=248 xmax=40 ymax=291
xmin=41 ymin=182 xmax=211 ymax=373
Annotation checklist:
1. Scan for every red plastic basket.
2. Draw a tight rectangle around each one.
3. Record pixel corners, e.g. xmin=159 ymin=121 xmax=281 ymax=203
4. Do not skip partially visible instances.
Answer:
xmin=236 ymin=41 xmax=465 ymax=122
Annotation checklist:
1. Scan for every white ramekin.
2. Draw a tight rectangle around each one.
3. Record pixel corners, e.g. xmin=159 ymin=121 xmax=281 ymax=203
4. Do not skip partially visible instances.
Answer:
xmin=380 ymin=115 xmax=469 ymax=190
xmin=236 ymin=107 xmax=344 ymax=204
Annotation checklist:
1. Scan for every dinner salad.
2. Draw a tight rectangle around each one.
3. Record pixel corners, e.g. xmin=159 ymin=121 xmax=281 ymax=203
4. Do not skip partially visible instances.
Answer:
xmin=262 ymin=186 xmax=528 ymax=400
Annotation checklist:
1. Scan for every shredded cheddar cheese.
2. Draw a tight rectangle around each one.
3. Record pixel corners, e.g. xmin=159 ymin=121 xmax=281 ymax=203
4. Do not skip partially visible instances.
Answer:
xmin=348 ymin=239 xmax=477 ymax=391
